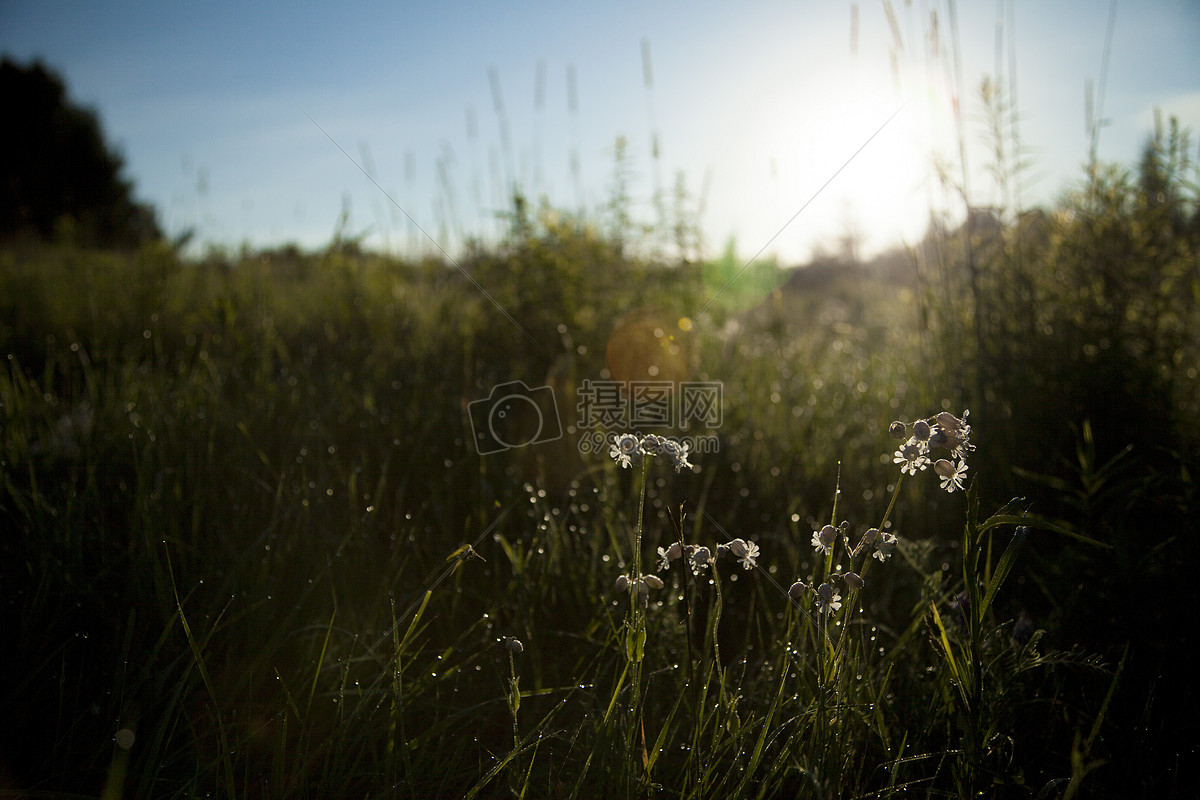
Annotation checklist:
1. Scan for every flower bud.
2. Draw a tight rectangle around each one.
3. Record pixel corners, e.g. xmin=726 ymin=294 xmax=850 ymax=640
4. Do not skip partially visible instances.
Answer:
xmin=819 ymin=524 xmax=837 ymax=547
xmin=502 ymin=636 xmax=524 ymax=654
xmin=913 ymin=419 xmax=932 ymax=440
xmin=889 ymin=420 xmax=907 ymax=439
xmin=641 ymin=574 xmax=664 ymax=590
xmin=843 ymin=571 xmax=864 ymax=589
xmin=615 ymin=574 xmax=630 ymax=593
xmin=788 ymin=581 xmax=809 ymax=599
xmin=936 ymin=411 xmax=967 ymax=432
xmin=727 ymin=538 xmax=750 ymax=559
xmin=933 ymin=459 xmax=956 ymax=478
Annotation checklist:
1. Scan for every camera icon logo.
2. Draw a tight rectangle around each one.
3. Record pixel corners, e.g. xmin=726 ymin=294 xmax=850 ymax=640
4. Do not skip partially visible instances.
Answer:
xmin=468 ymin=381 xmax=563 ymax=455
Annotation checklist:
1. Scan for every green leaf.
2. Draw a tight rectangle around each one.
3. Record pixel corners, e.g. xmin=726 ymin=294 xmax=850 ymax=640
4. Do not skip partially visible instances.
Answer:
xmin=929 ymin=602 xmax=960 ymax=682
xmin=980 ymin=526 xmax=1027 ymax=619
xmin=625 ymin=624 xmax=647 ymax=663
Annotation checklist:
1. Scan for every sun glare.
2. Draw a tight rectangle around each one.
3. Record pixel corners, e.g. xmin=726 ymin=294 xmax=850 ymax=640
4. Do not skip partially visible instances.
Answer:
xmin=709 ymin=59 xmax=955 ymax=264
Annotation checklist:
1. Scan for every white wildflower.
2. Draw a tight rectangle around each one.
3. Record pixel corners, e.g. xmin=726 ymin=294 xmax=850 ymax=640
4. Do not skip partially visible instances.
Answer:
xmin=815 ymin=582 xmax=842 ymax=615
xmin=726 ymin=538 xmax=760 ymax=570
xmin=934 ymin=458 xmax=969 ymax=493
xmin=660 ymin=437 xmax=693 ymax=472
xmin=872 ymin=532 xmax=898 ymax=562
xmin=935 ymin=410 xmax=974 ymax=457
xmin=893 ymin=439 xmax=930 ymax=476
xmin=856 ymin=527 xmax=880 ymax=553
xmin=609 ymin=433 xmax=642 ymax=468
xmin=656 ymin=541 xmax=682 ymax=571
xmin=811 ymin=524 xmax=837 ymax=555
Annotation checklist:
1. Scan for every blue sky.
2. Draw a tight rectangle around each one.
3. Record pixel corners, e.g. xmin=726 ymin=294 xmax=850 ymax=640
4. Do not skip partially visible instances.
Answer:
xmin=3 ymin=0 xmax=1198 ymax=262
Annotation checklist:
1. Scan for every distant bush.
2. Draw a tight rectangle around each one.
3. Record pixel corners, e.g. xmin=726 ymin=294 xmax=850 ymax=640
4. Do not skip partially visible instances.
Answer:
xmin=914 ymin=115 xmax=1200 ymax=797
xmin=916 ymin=116 xmax=1199 ymax=470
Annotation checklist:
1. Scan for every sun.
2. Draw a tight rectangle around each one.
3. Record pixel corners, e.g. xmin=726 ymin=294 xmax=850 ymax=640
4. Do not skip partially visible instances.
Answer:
xmin=711 ymin=62 xmax=954 ymax=263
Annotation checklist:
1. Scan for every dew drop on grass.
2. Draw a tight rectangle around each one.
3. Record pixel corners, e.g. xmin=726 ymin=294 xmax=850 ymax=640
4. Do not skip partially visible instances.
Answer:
xmin=114 ymin=729 xmax=137 ymax=753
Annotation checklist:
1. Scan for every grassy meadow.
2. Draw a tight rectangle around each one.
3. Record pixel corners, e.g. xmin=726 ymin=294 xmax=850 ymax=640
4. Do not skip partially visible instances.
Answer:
xmin=3 ymin=113 xmax=1200 ymax=799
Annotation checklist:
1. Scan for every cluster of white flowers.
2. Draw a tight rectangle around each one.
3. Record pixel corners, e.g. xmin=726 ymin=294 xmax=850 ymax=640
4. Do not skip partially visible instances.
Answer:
xmin=788 ymin=579 xmax=853 ymax=615
xmin=654 ymin=536 xmax=760 ymax=575
xmin=789 ymin=520 xmax=900 ymax=616
xmin=810 ymin=522 xmax=896 ymax=563
xmin=891 ymin=410 xmax=974 ymax=493
xmin=608 ymin=433 xmax=694 ymax=473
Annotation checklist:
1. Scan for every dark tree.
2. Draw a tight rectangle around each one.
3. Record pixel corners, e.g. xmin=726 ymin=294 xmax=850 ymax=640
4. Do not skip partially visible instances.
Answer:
xmin=1 ymin=57 xmax=161 ymax=247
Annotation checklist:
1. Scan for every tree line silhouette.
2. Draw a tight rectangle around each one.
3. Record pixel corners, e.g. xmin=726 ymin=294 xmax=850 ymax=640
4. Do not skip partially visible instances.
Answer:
xmin=1 ymin=57 xmax=161 ymax=248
